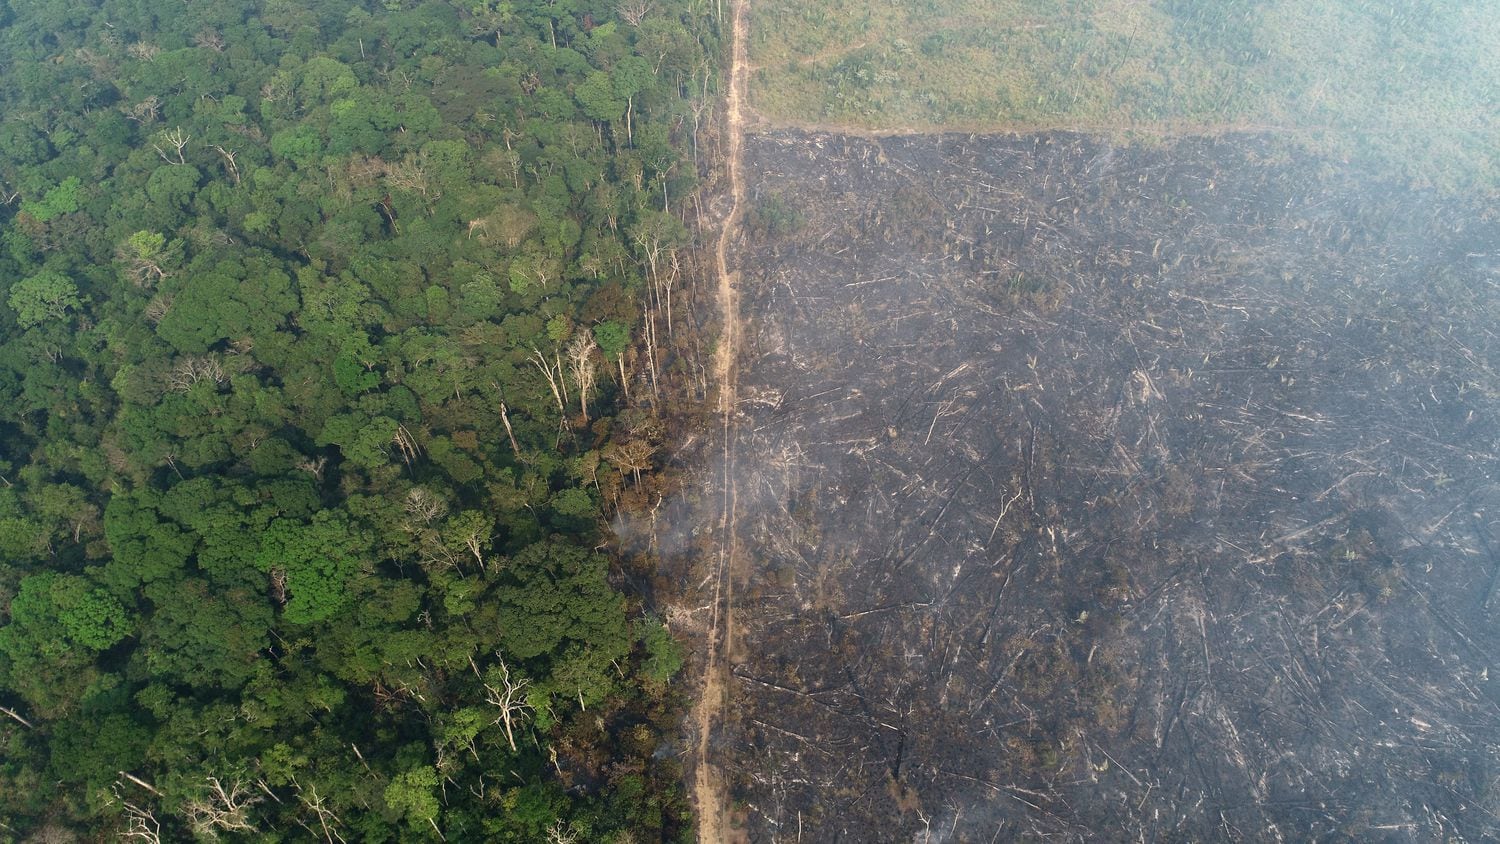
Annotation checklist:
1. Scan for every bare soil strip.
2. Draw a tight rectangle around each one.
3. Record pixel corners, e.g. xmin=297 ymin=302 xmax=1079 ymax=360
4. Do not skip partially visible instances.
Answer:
xmin=693 ymin=0 xmax=749 ymax=840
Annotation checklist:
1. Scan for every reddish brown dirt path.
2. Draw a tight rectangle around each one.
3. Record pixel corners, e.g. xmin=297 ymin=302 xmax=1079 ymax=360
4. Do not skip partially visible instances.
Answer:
xmin=692 ymin=0 xmax=748 ymax=840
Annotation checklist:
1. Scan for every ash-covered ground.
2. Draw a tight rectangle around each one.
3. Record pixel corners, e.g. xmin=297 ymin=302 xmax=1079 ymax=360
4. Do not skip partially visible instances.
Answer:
xmin=709 ymin=131 xmax=1500 ymax=841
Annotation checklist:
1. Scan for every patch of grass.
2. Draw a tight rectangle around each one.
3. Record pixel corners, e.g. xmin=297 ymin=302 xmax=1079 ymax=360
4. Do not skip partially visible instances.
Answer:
xmin=750 ymin=0 xmax=1500 ymax=191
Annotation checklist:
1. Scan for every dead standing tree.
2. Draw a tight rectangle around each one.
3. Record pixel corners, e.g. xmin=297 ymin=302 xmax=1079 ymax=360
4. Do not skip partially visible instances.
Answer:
xmin=392 ymin=424 xmax=421 ymax=468
xmin=528 ymin=346 xmax=569 ymax=428
xmin=606 ymin=438 xmax=656 ymax=486
xmin=630 ymin=212 xmax=685 ymax=402
xmin=120 ymin=804 xmax=162 ymax=844
xmin=294 ymin=781 xmax=347 ymax=844
xmin=112 ymin=781 xmax=163 ymax=844
xmin=545 ymin=820 xmax=581 ymax=844
xmin=211 ymin=145 xmax=241 ymax=185
xmin=449 ymin=514 xmax=490 ymax=572
xmin=153 ymin=127 xmax=190 ymax=165
xmin=481 ymin=657 xmax=533 ymax=752
xmin=565 ymin=331 xmax=599 ymax=423
xmin=492 ymin=384 xmax=523 ymax=459
xmin=114 ymin=232 xmax=181 ymax=287
xmin=123 ymin=95 xmax=162 ymax=124
xmin=617 ymin=0 xmax=651 ymax=25
xmin=404 ymin=486 xmax=448 ymax=524
xmin=185 ymin=776 xmax=263 ymax=838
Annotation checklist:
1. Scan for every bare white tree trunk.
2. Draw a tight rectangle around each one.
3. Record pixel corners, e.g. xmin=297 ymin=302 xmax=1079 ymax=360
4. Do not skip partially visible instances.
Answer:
xmin=482 ymin=658 xmax=533 ymax=752
xmin=211 ymin=145 xmax=240 ymax=184
xmin=153 ymin=127 xmax=190 ymax=164
xmin=295 ymin=782 xmax=347 ymax=844
xmin=497 ymin=397 xmax=521 ymax=458
xmin=528 ymin=347 xmax=567 ymax=427
xmin=643 ymin=307 xmax=661 ymax=403
xmin=566 ymin=332 xmax=599 ymax=423
xmin=0 ymin=705 xmax=34 ymax=729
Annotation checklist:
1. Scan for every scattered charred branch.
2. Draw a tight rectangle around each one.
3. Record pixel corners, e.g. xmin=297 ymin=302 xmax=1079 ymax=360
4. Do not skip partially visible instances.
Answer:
xmin=702 ymin=129 xmax=1500 ymax=842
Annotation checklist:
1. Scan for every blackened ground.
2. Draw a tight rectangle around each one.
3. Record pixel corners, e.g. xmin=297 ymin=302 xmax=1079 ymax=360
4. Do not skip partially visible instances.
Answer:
xmin=707 ymin=130 xmax=1500 ymax=842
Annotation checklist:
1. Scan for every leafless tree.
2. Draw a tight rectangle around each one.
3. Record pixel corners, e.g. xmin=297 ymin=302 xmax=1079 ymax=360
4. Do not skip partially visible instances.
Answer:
xmin=392 ymin=424 xmax=421 ymax=468
xmin=184 ymin=776 xmax=262 ymax=838
xmin=482 ymin=657 xmax=533 ymax=752
xmin=509 ymin=253 xmax=555 ymax=290
xmin=631 ymin=213 xmax=682 ymax=399
xmin=419 ymin=537 xmax=463 ymax=573
xmin=193 ymin=28 xmax=225 ymax=51
xmin=296 ymin=456 xmax=326 ymax=483
xmin=529 ymin=346 xmax=568 ymax=426
xmin=153 ymin=127 xmax=190 ymax=165
xmin=127 ymin=41 xmax=161 ymax=62
xmin=565 ymin=332 xmax=599 ymax=423
xmin=639 ymin=301 xmax=661 ymax=404
xmin=496 ymin=396 xmax=522 ymax=459
xmin=631 ymin=216 xmax=671 ymax=286
xmin=211 ymin=145 xmax=241 ymax=185
xmin=119 ymin=806 xmax=162 ymax=843
xmin=115 ymin=243 xmax=168 ymax=287
xmin=545 ymin=819 xmax=580 ymax=844
xmin=0 ymin=704 xmax=34 ymax=729
xmin=73 ymin=46 xmax=116 ymax=80
xmin=607 ymin=438 xmax=656 ymax=486
xmin=690 ymin=88 xmax=713 ymax=169
xmin=123 ymin=95 xmax=161 ymax=123
xmin=617 ymin=0 xmax=652 ymax=25
xmin=405 ymin=487 xmax=448 ymax=525
xmin=449 ymin=514 xmax=490 ymax=571
xmin=294 ymin=782 xmax=347 ymax=844
xmin=260 ymin=76 xmax=296 ymax=114
xmin=118 ymin=771 xmax=162 ymax=796
xmin=167 ymin=356 xmax=226 ymax=392
xmin=387 ymin=153 xmax=436 ymax=201
xmin=269 ymin=567 xmax=287 ymax=606
xmin=112 ymin=783 xmax=162 ymax=844
xmin=143 ymin=294 xmax=173 ymax=325
xmin=663 ymin=250 xmax=681 ymax=332
xmin=345 ymin=154 xmax=389 ymax=189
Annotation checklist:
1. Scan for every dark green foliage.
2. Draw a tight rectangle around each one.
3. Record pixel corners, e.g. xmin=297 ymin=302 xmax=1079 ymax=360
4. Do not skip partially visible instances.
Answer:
xmin=154 ymin=253 xmax=297 ymax=354
xmin=0 ymin=0 xmax=709 ymax=837
xmin=594 ymin=319 xmax=631 ymax=360
xmin=747 ymin=193 xmax=804 ymax=238
xmin=255 ymin=512 xmax=367 ymax=625
xmin=497 ymin=540 xmax=629 ymax=663
xmin=640 ymin=617 xmax=685 ymax=685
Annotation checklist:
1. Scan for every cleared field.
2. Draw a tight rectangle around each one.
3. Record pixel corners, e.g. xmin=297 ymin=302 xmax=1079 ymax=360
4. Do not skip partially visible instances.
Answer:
xmin=716 ymin=127 xmax=1500 ymax=842
xmin=748 ymin=0 xmax=1500 ymax=189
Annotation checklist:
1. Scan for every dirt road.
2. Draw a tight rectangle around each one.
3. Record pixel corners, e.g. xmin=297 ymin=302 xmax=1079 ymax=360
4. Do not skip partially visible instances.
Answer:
xmin=692 ymin=0 xmax=748 ymax=840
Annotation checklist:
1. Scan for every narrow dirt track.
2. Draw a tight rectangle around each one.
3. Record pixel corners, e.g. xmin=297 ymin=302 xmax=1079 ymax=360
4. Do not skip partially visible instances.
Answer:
xmin=692 ymin=0 xmax=748 ymax=840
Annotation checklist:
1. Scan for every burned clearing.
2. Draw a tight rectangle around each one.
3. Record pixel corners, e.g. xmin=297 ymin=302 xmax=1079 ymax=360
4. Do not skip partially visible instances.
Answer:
xmin=710 ymin=131 xmax=1500 ymax=841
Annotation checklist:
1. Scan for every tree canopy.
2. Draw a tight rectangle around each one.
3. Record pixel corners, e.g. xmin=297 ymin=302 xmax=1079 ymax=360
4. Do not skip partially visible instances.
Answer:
xmin=0 ymin=0 xmax=712 ymax=838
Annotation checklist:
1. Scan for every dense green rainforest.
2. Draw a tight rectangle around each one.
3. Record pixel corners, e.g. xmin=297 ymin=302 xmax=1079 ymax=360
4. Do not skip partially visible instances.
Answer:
xmin=0 ymin=0 xmax=716 ymax=839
